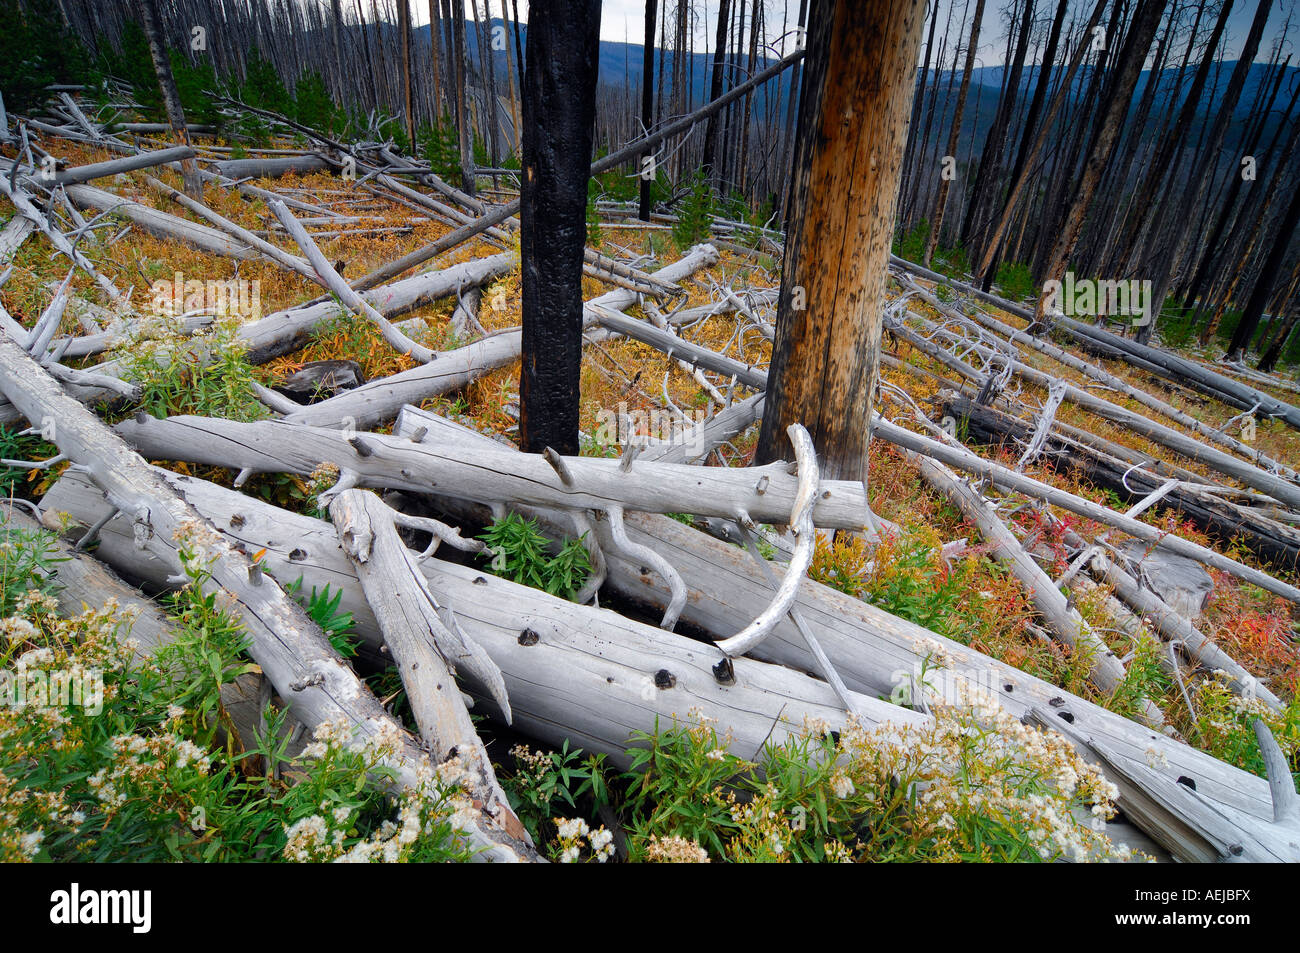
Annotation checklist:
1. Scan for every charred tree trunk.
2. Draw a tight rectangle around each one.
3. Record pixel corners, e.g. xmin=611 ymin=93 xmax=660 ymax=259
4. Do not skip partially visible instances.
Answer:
xmin=518 ymin=0 xmax=602 ymax=455
xmin=398 ymin=0 xmax=415 ymax=147
xmin=1140 ymin=0 xmax=1271 ymax=345
xmin=921 ymin=0 xmax=984 ymax=266
xmin=1032 ymin=0 xmax=1168 ymax=329
xmin=139 ymin=0 xmax=202 ymax=199
xmin=757 ymin=0 xmax=926 ymax=481
xmin=1226 ymin=182 xmax=1300 ymax=362
xmin=979 ymin=0 xmax=1069 ymax=286
xmin=638 ymin=0 xmax=658 ymax=221
xmin=701 ymin=0 xmax=733 ymax=183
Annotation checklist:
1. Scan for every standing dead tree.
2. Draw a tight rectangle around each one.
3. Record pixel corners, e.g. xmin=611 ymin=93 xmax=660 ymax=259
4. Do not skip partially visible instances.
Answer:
xmin=757 ymin=0 xmax=926 ymax=481
xmin=518 ymin=0 xmax=602 ymax=455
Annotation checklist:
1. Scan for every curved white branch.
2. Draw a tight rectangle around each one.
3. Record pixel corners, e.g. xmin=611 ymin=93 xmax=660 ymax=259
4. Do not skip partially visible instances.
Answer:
xmin=715 ymin=423 xmax=819 ymax=657
xmin=605 ymin=504 xmax=685 ymax=630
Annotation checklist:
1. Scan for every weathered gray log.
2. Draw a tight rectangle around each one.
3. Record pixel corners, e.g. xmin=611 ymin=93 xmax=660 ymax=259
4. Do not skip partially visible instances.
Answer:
xmin=0 ymin=175 xmax=128 ymax=305
xmin=898 ymin=313 xmax=1300 ymax=511
xmin=0 ymin=333 xmax=535 ymax=861
xmin=924 ymin=280 xmax=1300 ymax=481
xmin=143 ymin=175 xmax=315 ymax=280
xmin=382 ymin=406 xmax=1287 ymax=834
xmin=269 ymin=199 xmax=436 ymax=363
xmin=943 ymin=392 xmax=1300 ymax=570
xmin=911 ymin=449 xmax=1166 ymax=728
xmin=3 ymin=503 xmax=307 ymax=762
xmin=280 ymin=243 xmax=720 ymax=429
xmin=890 ymin=252 xmax=1300 ymax=430
xmin=26 ymin=146 xmax=197 ymax=187
xmin=212 ymin=155 xmax=331 ymax=179
xmin=112 ymin=414 xmax=871 ymax=530
xmin=40 ymin=467 xmax=926 ymax=776
xmin=588 ymin=304 xmax=768 ymax=389
xmin=64 ymin=183 xmax=256 ymax=259
xmin=0 ymin=254 xmax=515 ymax=423
xmin=42 ymin=462 xmax=1276 ymax=857
xmin=0 ymin=214 xmax=35 ymax=265
xmin=1057 ymin=522 xmax=1285 ymax=711
xmin=1027 ymin=708 xmax=1299 ymax=863
xmin=329 ymin=489 xmax=528 ymax=843
xmin=873 ymin=416 xmax=1300 ymax=604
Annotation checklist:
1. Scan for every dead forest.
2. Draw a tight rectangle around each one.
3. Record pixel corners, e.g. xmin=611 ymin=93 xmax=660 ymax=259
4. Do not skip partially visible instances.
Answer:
xmin=0 ymin=0 xmax=1298 ymax=868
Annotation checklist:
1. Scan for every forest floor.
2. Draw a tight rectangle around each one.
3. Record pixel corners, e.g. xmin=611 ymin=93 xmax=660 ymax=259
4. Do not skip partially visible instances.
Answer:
xmin=3 ymin=127 xmax=1298 ymax=861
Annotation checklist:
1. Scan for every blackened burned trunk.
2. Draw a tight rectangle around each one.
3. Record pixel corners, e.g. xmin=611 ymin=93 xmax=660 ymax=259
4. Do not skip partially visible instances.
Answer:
xmin=453 ymin=2 xmax=474 ymax=195
xmin=757 ymin=0 xmax=926 ymax=482
xmin=1033 ymin=0 xmax=1168 ymax=328
xmin=922 ymin=0 xmax=984 ymax=267
xmin=701 ymin=0 xmax=732 ymax=182
xmin=638 ymin=0 xmax=658 ymax=221
xmin=518 ymin=0 xmax=601 ymax=456
xmin=1138 ymin=0 xmax=1271 ymax=345
xmin=398 ymin=0 xmax=415 ymax=148
xmin=1226 ymin=181 xmax=1300 ymax=362
xmin=978 ymin=0 xmax=1069 ymax=287
xmin=139 ymin=0 xmax=202 ymax=200
xmin=1259 ymin=308 xmax=1300 ymax=373
xmin=960 ymin=0 xmax=1034 ymax=265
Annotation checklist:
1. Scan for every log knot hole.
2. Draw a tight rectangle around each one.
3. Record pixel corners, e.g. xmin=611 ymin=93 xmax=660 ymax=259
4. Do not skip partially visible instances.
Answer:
xmin=654 ymin=669 xmax=676 ymax=690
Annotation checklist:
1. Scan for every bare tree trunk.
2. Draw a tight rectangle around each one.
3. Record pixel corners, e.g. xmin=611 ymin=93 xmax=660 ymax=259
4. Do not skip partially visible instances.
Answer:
xmin=1032 ymin=0 xmax=1169 ymax=329
xmin=757 ymin=0 xmax=926 ymax=480
xmin=701 ymin=0 xmax=732 ymax=182
xmin=139 ymin=0 xmax=202 ymax=199
xmin=639 ymin=0 xmax=658 ymax=221
xmin=398 ymin=0 xmax=415 ymax=146
xmin=1226 ymin=181 xmax=1300 ymax=361
xmin=518 ymin=0 xmax=602 ymax=454
xmin=921 ymin=0 xmax=984 ymax=266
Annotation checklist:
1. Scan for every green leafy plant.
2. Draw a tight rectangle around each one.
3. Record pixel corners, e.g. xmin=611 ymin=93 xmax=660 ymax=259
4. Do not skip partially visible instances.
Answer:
xmin=478 ymin=512 xmax=591 ymax=601
xmin=672 ymin=170 xmax=714 ymax=251
xmin=281 ymin=577 xmax=358 ymax=659
xmin=0 ymin=527 xmax=473 ymax=863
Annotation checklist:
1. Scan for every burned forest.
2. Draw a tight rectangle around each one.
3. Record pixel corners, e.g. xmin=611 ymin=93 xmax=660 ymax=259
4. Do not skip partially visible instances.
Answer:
xmin=0 ymin=0 xmax=1299 ymax=888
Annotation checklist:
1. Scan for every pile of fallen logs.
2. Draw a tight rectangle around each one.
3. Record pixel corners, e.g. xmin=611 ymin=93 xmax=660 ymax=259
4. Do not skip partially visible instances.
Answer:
xmin=2 ymin=91 xmax=1299 ymax=864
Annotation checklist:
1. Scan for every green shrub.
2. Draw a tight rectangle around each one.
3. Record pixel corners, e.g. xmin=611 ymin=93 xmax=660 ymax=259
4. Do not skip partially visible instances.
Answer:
xmin=0 ymin=0 xmax=89 ymax=113
xmin=672 ymin=170 xmax=714 ymax=251
xmin=479 ymin=512 xmax=591 ymax=601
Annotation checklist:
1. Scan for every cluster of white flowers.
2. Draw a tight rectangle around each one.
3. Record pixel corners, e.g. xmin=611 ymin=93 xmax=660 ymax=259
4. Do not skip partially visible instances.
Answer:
xmin=552 ymin=816 xmax=615 ymax=863
xmin=643 ymin=834 xmax=710 ymax=863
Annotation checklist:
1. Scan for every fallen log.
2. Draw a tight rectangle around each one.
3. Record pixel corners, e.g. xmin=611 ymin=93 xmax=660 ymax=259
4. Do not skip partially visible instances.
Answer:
xmin=280 ymin=243 xmax=719 ymax=429
xmin=64 ymin=183 xmax=256 ymax=259
xmin=46 ymin=458 xmax=1284 ymax=856
xmin=910 ymin=449 xmax=1166 ymax=728
xmin=29 ymin=145 xmax=197 ymax=187
xmin=1 ymin=502 xmax=312 ymax=767
xmin=897 ymin=313 xmax=1300 ymax=511
xmin=380 ymin=406 xmax=1289 ymax=835
xmin=0 ymin=254 xmax=515 ymax=423
xmin=112 ymin=414 xmax=871 ymax=530
xmin=889 ymin=252 xmax=1300 ymax=430
xmin=897 ymin=274 xmax=1299 ymax=481
xmin=211 ymin=155 xmax=331 ymax=179
xmin=872 ymin=416 xmax=1300 ymax=604
xmin=942 ymin=392 xmax=1300 ymax=571
xmin=143 ymin=174 xmax=315 ymax=280
xmin=0 ymin=332 xmax=536 ymax=861
xmin=40 ymin=467 xmax=926 ymax=778
xmin=329 ymin=488 xmax=526 ymax=840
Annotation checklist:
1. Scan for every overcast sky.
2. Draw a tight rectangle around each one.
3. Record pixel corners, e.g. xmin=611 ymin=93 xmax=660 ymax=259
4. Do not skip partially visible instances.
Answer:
xmin=408 ymin=1 xmax=1295 ymax=66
